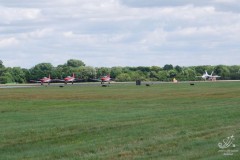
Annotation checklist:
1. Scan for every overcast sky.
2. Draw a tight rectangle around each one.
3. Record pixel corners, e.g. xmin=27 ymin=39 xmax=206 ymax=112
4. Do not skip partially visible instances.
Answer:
xmin=0 ymin=0 xmax=240 ymax=68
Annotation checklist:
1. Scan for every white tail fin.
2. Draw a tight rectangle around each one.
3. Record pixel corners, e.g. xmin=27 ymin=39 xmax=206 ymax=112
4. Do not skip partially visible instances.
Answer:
xmin=72 ymin=73 xmax=75 ymax=78
xmin=205 ymin=70 xmax=208 ymax=75
xmin=211 ymin=71 xmax=214 ymax=76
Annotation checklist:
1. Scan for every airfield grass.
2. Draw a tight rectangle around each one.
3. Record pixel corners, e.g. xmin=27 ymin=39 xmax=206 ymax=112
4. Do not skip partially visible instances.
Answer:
xmin=0 ymin=82 xmax=239 ymax=160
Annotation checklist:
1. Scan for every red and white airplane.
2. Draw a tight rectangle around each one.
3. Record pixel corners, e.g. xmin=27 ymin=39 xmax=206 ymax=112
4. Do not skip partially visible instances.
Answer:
xmin=63 ymin=73 xmax=83 ymax=84
xmin=30 ymin=74 xmax=56 ymax=85
xmin=101 ymin=74 xmax=111 ymax=84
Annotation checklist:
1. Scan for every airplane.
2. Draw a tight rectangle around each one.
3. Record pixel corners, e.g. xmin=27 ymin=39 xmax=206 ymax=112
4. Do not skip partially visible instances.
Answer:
xmin=30 ymin=74 xmax=58 ymax=85
xmin=101 ymin=74 xmax=111 ymax=84
xmin=196 ymin=70 xmax=220 ymax=80
xmin=88 ymin=77 xmax=101 ymax=82
xmin=62 ymin=73 xmax=83 ymax=84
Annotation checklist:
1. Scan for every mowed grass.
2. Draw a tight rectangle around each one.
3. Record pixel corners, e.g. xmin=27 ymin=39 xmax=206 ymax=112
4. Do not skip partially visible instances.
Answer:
xmin=0 ymin=82 xmax=239 ymax=160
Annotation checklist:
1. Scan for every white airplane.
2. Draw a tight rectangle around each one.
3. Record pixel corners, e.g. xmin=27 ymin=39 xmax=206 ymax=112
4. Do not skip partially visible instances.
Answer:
xmin=196 ymin=71 xmax=220 ymax=80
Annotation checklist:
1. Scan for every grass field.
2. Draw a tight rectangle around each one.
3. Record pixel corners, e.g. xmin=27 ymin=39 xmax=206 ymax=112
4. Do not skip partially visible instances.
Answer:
xmin=0 ymin=82 xmax=239 ymax=160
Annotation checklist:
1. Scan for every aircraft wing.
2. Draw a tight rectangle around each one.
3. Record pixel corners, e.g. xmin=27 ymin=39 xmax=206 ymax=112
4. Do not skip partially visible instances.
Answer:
xmin=29 ymin=80 xmax=41 ymax=83
xmin=74 ymin=78 xmax=85 ymax=82
xmin=211 ymin=75 xmax=221 ymax=78
xmin=50 ymin=79 xmax=62 ymax=83
xmin=88 ymin=78 xmax=101 ymax=82
xmin=57 ymin=79 xmax=66 ymax=82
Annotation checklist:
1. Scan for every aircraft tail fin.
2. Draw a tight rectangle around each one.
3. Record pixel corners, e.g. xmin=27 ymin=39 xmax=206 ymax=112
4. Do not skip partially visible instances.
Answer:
xmin=211 ymin=71 xmax=214 ymax=76
xmin=73 ymin=73 xmax=75 ymax=78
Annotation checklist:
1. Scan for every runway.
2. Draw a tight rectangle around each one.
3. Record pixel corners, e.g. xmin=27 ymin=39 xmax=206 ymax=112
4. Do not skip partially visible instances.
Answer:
xmin=0 ymin=84 xmax=40 ymax=89
xmin=0 ymin=80 xmax=240 ymax=89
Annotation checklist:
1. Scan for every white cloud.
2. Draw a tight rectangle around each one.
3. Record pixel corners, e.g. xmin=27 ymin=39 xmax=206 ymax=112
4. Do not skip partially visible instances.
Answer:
xmin=214 ymin=0 xmax=237 ymax=4
xmin=0 ymin=0 xmax=240 ymax=68
xmin=0 ymin=6 xmax=42 ymax=24
xmin=22 ymin=28 xmax=54 ymax=39
xmin=63 ymin=31 xmax=130 ymax=44
xmin=0 ymin=37 xmax=19 ymax=48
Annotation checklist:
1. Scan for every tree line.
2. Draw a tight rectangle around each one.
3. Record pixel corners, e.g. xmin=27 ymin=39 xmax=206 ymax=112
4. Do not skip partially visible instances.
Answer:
xmin=0 ymin=59 xmax=240 ymax=84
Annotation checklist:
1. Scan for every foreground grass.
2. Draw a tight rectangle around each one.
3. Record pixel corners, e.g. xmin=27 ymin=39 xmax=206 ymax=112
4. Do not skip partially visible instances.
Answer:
xmin=0 ymin=82 xmax=239 ymax=160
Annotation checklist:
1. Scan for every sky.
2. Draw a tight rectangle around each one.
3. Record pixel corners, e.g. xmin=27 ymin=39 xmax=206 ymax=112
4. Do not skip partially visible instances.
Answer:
xmin=0 ymin=0 xmax=240 ymax=68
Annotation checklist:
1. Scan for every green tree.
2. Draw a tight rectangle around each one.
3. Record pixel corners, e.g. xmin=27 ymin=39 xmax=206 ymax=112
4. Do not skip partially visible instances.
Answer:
xmin=11 ymin=67 xmax=26 ymax=83
xmin=0 ymin=60 xmax=5 ymax=78
xmin=116 ymin=73 xmax=131 ymax=82
xmin=29 ymin=63 xmax=54 ymax=80
xmin=55 ymin=64 xmax=74 ymax=78
xmin=110 ymin=67 xmax=123 ymax=79
xmin=168 ymin=69 xmax=177 ymax=78
xmin=215 ymin=65 xmax=230 ymax=79
xmin=122 ymin=67 xmax=131 ymax=74
xmin=96 ymin=67 xmax=111 ymax=77
xmin=0 ymin=60 xmax=4 ymax=68
xmin=130 ymin=71 xmax=146 ymax=81
xmin=0 ymin=71 xmax=13 ymax=84
xmin=150 ymin=66 xmax=162 ymax=73
xmin=136 ymin=66 xmax=151 ymax=73
xmin=78 ymin=66 xmax=96 ymax=80
xmin=157 ymin=71 xmax=168 ymax=81
xmin=194 ymin=65 xmax=214 ymax=76
xmin=67 ymin=59 xmax=85 ymax=67
xmin=228 ymin=65 xmax=240 ymax=80
xmin=22 ymin=68 xmax=31 ymax=82
xmin=163 ymin=64 xmax=173 ymax=71
xmin=182 ymin=68 xmax=196 ymax=81
xmin=175 ymin=65 xmax=182 ymax=73
xmin=150 ymin=71 xmax=159 ymax=80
